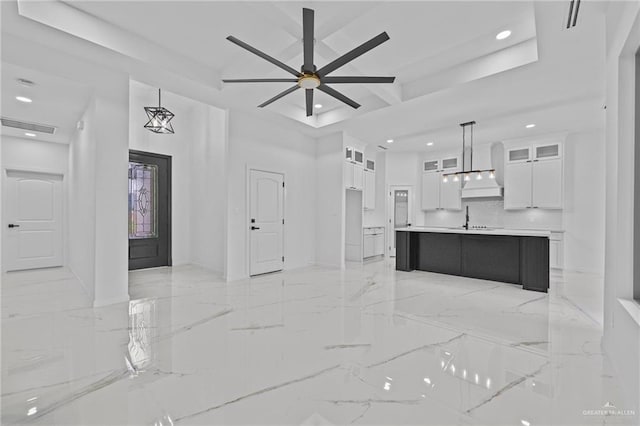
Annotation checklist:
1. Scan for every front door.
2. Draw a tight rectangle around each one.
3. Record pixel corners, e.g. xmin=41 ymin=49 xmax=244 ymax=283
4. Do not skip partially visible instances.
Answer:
xmin=388 ymin=186 xmax=413 ymax=257
xmin=128 ymin=151 xmax=171 ymax=270
xmin=4 ymin=170 xmax=63 ymax=271
xmin=249 ymin=169 xmax=284 ymax=276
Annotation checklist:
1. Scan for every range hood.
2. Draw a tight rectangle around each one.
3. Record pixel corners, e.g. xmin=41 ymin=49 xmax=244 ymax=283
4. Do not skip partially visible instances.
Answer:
xmin=461 ymin=142 xmax=504 ymax=199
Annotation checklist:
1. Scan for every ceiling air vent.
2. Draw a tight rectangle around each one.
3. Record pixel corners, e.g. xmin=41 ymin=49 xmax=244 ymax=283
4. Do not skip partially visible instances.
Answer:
xmin=566 ymin=0 xmax=581 ymax=29
xmin=1 ymin=117 xmax=57 ymax=134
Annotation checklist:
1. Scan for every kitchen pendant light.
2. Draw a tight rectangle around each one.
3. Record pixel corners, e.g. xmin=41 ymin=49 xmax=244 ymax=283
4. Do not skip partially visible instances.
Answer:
xmin=144 ymin=89 xmax=175 ymax=134
xmin=442 ymin=121 xmax=495 ymax=183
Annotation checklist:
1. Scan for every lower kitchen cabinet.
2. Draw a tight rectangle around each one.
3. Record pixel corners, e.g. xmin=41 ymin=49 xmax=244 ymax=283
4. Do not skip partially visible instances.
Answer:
xmin=363 ymin=227 xmax=385 ymax=259
xmin=549 ymin=232 xmax=564 ymax=269
xmin=461 ymin=234 xmax=520 ymax=284
xmin=417 ymin=232 xmax=461 ymax=274
xmin=396 ymin=230 xmax=550 ymax=292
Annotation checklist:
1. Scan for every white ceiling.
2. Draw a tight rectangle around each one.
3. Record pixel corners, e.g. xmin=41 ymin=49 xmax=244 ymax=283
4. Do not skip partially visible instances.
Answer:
xmin=1 ymin=62 xmax=92 ymax=144
xmin=1 ymin=0 xmax=609 ymax=151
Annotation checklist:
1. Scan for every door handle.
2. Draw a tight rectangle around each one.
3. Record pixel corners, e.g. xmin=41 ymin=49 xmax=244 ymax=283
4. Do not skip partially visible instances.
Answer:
xmin=251 ymin=226 xmax=260 ymax=230
xmin=8 ymin=224 xmax=20 ymax=228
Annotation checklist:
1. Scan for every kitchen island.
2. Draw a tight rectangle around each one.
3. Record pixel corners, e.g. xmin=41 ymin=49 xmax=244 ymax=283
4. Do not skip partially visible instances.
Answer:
xmin=395 ymin=227 xmax=550 ymax=292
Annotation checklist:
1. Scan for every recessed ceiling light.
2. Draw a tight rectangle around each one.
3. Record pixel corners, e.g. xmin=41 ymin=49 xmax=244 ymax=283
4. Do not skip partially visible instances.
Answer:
xmin=386 ymin=139 xmax=394 ymax=143
xmin=496 ymin=30 xmax=512 ymax=40
xmin=314 ymin=103 xmax=323 ymax=109
xmin=526 ymin=124 xmax=536 ymax=128
xmin=24 ymin=132 xmax=36 ymax=137
xmin=426 ymin=142 xmax=434 ymax=146
xmin=16 ymin=96 xmax=32 ymax=103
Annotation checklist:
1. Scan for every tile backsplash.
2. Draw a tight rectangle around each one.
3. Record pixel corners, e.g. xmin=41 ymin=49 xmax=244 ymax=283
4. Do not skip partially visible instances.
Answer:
xmin=421 ymin=199 xmax=563 ymax=231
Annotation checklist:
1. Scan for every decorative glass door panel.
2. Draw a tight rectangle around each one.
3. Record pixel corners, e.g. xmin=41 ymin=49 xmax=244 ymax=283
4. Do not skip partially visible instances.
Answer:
xmin=129 ymin=162 xmax=158 ymax=239
xmin=128 ymin=151 xmax=171 ymax=270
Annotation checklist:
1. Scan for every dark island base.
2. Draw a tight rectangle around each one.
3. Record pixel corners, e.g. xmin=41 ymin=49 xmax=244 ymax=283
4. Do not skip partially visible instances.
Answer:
xmin=396 ymin=231 xmax=549 ymax=292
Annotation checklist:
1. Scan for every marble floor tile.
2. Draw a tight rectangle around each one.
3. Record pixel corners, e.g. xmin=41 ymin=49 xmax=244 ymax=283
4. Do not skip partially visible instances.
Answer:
xmin=1 ymin=261 xmax=637 ymax=425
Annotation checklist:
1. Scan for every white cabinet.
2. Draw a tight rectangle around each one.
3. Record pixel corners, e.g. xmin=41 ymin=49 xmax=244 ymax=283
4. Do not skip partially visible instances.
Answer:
xmin=549 ymin=232 xmax=564 ymax=269
xmin=532 ymin=158 xmax=562 ymax=208
xmin=364 ymin=169 xmax=376 ymax=210
xmin=421 ymin=172 xmax=441 ymax=210
xmin=363 ymin=227 xmax=385 ymax=259
xmin=504 ymin=162 xmax=533 ymax=209
xmin=345 ymin=146 xmax=363 ymax=164
xmin=421 ymin=156 xmax=462 ymax=211
xmin=440 ymin=179 xmax=462 ymax=210
xmin=504 ymin=141 xmax=563 ymax=210
xmin=353 ymin=149 xmax=364 ymax=166
xmin=345 ymin=146 xmax=365 ymax=190
xmin=345 ymin=163 xmax=364 ymax=190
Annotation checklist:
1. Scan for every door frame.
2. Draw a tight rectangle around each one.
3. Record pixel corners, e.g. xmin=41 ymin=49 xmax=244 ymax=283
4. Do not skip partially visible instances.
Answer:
xmin=387 ymin=185 xmax=414 ymax=257
xmin=128 ymin=150 xmax=172 ymax=269
xmin=2 ymin=167 xmax=66 ymax=273
xmin=245 ymin=166 xmax=285 ymax=277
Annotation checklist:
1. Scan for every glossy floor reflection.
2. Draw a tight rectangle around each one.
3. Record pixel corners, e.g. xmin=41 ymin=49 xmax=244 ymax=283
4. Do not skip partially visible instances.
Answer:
xmin=2 ymin=261 xmax=637 ymax=425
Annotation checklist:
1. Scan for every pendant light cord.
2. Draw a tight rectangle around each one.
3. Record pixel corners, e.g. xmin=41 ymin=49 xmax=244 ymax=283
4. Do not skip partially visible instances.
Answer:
xmin=158 ymin=88 xmax=161 ymax=108
xmin=462 ymin=124 xmax=466 ymax=172
xmin=470 ymin=122 xmax=474 ymax=171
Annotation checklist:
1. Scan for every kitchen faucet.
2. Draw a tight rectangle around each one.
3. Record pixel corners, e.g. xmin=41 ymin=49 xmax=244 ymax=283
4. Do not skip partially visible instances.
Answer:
xmin=463 ymin=206 xmax=469 ymax=230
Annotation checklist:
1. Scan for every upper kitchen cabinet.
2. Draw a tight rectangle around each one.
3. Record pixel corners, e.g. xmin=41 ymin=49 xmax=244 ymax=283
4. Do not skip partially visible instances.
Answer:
xmin=345 ymin=146 xmax=365 ymax=190
xmin=364 ymin=159 xmax=376 ymax=210
xmin=504 ymin=140 xmax=563 ymax=210
xmin=421 ymin=155 xmax=462 ymax=211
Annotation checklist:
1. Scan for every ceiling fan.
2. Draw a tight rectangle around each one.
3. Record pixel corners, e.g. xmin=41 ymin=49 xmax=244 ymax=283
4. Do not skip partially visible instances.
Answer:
xmin=223 ymin=8 xmax=396 ymax=117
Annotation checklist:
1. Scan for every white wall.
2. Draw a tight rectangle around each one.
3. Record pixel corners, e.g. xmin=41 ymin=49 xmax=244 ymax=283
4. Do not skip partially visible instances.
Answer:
xmin=1 ymin=137 xmax=68 ymax=174
xmin=129 ymin=81 xmax=228 ymax=273
xmin=603 ymin=1 xmax=640 ymax=420
xmin=92 ymin=94 xmax=129 ymax=307
xmin=422 ymin=199 xmax=563 ymax=230
xmin=563 ymin=130 xmax=606 ymax=273
xmin=68 ymin=99 xmax=97 ymax=299
xmin=129 ymin=82 xmax=193 ymax=266
xmin=386 ymin=151 xmax=422 ymax=226
xmin=226 ymin=110 xmax=316 ymax=280
xmin=315 ymin=133 xmax=343 ymax=268
xmin=68 ymin=88 xmax=130 ymax=307
xmin=188 ymin=105 xmax=228 ymax=273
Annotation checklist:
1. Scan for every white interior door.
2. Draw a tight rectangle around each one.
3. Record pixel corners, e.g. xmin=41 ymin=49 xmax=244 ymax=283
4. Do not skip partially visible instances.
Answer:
xmin=249 ymin=170 xmax=284 ymax=276
xmin=4 ymin=170 xmax=63 ymax=271
xmin=387 ymin=186 xmax=413 ymax=257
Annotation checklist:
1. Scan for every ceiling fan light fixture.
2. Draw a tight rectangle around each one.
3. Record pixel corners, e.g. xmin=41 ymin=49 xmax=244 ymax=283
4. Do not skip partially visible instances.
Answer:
xmin=298 ymin=74 xmax=321 ymax=89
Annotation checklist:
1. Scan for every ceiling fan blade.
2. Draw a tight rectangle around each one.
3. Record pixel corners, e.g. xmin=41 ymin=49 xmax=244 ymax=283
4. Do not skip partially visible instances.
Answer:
xmin=317 ymin=84 xmax=361 ymax=109
xmin=305 ymin=89 xmax=313 ymax=117
xmin=258 ymin=85 xmax=300 ymax=108
xmin=226 ymin=36 xmax=301 ymax=77
xmin=316 ymin=32 xmax=390 ymax=77
xmin=223 ymin=78 xmax=298 ymax=83
xmin=303 ymin=8 xmax=315 ymax=73
xmin=322 ymin=76 xmax=396 ymax=84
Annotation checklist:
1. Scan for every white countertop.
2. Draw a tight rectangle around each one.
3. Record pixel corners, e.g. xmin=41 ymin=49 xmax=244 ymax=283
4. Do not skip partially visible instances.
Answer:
xmin=395 ymin=226 xmax=551 ymax=238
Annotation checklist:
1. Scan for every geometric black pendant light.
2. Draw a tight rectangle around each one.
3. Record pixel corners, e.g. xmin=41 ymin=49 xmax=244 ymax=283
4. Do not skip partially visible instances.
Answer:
xmin=144 ymin=88 xmax=174 ymax=134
